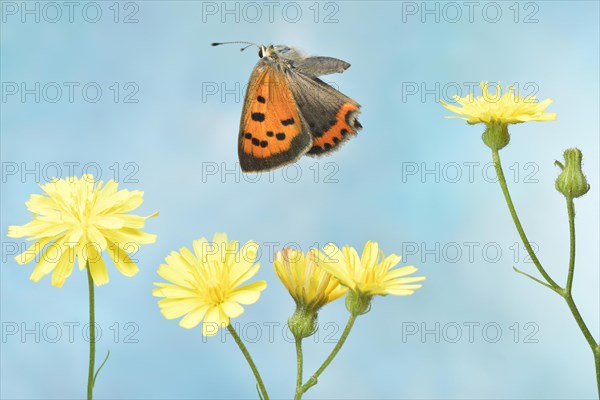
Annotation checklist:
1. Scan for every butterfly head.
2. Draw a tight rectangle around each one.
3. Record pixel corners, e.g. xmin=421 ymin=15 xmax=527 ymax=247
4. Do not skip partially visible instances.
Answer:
xmin=211 ymin=41 xmax=277 ymax=58
xmin=212 ymin=41 xmax=284 ymax=63
xmin=258 ymin=44 xmax=276 ymax=59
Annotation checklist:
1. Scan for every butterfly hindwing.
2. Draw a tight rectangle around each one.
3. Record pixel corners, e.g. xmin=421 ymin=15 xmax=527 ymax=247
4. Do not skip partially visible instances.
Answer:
xmin=238 ymin=60 xmax=312 ymax=172
xmin=286 ymin=69 xmax=362 ymax=155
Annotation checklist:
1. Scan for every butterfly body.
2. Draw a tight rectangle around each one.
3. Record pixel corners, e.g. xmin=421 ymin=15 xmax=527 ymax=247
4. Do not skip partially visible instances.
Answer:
xmin=233 ymin=44 xmax=362 ymax=172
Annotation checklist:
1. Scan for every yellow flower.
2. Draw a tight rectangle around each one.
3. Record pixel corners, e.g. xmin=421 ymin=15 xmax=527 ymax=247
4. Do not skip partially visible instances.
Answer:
xmin=7 ymin=175 xmax=157 ymax=288
xmin=153 ymin=233 xmax=267 ymax=336
xmin=274 ymin=248 xmax=346 ymax=311
xmin=316 ymin=241 xmax=426 ymax=297
xmin=440 ymin=81 xmax=557 ymax=125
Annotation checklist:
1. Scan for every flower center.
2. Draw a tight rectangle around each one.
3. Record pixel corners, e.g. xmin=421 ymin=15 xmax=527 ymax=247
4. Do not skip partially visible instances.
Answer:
xmin=206 ymin=279 xmax=225 ymax=304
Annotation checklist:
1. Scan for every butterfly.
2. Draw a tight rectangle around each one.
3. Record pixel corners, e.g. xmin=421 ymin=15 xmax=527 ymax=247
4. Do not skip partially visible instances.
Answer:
xmin=212 ymin=42 xmax=362 ymax=172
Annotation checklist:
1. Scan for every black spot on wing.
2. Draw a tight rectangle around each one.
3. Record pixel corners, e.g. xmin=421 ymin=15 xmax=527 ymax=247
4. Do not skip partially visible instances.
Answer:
xmin=308 ymin=145 xmax=324 ymax=155
xmin=344 ymin=109 xmax=362 ymax=130
xmin=308 ymin=119 xmax=339 ymax=138
xmin=251 ymin=112 xmax=265 ymax=122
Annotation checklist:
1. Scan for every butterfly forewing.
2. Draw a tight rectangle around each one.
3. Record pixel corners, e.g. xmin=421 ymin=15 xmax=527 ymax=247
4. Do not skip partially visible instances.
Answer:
xmin=238 ymin=60 xmax=312 ymax=172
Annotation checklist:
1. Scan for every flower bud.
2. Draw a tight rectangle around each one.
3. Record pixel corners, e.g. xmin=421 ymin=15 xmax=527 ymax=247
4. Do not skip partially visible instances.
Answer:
xmin=345 ymin=290 xmax=372 ymax=316
xmin=555 ymin=148 xmax=590 ymax=199
xmin=288 ymin=307 xmax=318 ymax=339
xmin=482 ymin=122 xmax=510 ymax=151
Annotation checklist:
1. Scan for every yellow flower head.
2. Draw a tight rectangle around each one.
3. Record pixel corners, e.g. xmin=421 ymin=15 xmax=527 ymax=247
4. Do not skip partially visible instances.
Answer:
xmin=153 ymin=233 xmax=267 ymax=337
xmin=7 ymin=175 xmax=157 ymax=288
xmin=315 ymin=241 xmax=426 ymax=297
xmin=274 ymin=248 xmax=346 ymax=312
xmin=440 ymin=81 xmax=557 ymax=125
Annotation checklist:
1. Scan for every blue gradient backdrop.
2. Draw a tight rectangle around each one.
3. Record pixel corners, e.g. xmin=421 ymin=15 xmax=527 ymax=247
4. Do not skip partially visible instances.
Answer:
xmin=1 ymin=1 xmax=599 ymax=399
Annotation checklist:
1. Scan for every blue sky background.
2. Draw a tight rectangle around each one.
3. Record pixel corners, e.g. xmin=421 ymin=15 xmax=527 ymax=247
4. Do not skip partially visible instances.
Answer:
xmin=1 ymin=1 xmax=599 ymax=399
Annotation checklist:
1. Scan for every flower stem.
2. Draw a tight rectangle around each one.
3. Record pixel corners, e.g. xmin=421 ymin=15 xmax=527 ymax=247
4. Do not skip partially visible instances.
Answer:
xmin=565 ymin=197 xmax=576 ymax=293
xmin=595 ymin=350 xmax=600 ymax=399
xmin=564 ymin=293 xmax=600 ymax=379
xmin=227 ymin=324 xmax=269 ymax=400
xmin=564 ymin=197 xmax=599 ymax=396
xmin=564 ymin=297 xmax=596 ymax=348
xmin=301 ymin=314 xmax=358 ymax=394
xmin=294 ymin=338 xmax=303 ymax=400
xmin=491 ymin=149 xmax=561 ymax=291
xmin=86 ymin=265 xmax=95 ymax=400
xmin=492 ymin=149 xmax=599 ymax=395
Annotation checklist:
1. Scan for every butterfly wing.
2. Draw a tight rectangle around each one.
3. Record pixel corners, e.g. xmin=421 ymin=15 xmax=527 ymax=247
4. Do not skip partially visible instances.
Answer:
xmin=294 ymin=56 xmax=351 ymax=76
xmin=287 ymin=70 xmax=362 ymax=155
xmin=238 ymin=59 xmax=312 ymax=172
xmin=275 ymin=46 xmax=350 ymax=76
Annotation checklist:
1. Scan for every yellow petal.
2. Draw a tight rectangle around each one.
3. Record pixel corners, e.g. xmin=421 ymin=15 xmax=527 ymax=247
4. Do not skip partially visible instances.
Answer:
xmin=30 ymin=238 xmax=67 ymax=282
xmin=87 ymin=246 xmax=109 ymax=286
xmin=229 ymin=281 xmax=267 ymax=304
xmin=192 ymin=237 xmax=208 ymax=260
xmin=210 ymin=232 xmax=229 ymax=262
xmin=8 ymin=220 xmax=66 ymax=238
xmin=75 ymin=243 xmax=87 ymax=270
xmin=157 ymin=258 xmax=194 ymax=288
xmin=14 ymin=237 xmax=52 ymax=265
xmin=103 ymin=228 xmax=157 ymax=245
xmin=386 ymin=276 xmax=426 ymax=285
xmin=231 ymin=263 xmax=260 ymax=288
xmin=360 ymin=241 xmax=379 ymax=268
xmin=220 ymin=301 xmax=244 ymax=318
xmin=179 ymin=305 xmax=210 ymax=329
xmin=384 ymin=288 xmax=419 ymax=296
xmin=107 ymin=242 xmax=139 ymax=277
xmin=386 ymin=266 xmax=419 ymax=279
xmin=51 ymin=251 xmax=75 ymax=288
xmin=179 ymin=246 xmax=197 ymax=267
xmin=159 ymin=299 xmax=207 ymax=320
xmin=202 ymin=306 xmax=226 ymax=336
xmin=153 ymin=284 xmax=198 ymax=299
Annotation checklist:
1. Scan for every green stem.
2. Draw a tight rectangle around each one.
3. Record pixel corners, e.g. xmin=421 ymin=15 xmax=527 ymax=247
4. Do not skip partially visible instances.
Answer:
xmin=491 ymin=149 xmax=561 ymax=291
xmin=565 ymin=197 xmax=576 ymax=293
xmin=294 ymin=338 xmax=303 ymax=400
xmin=595 ymin=350 xmax=600 ymax=399
xmin=301 ymin=314 xmax=357 ymax=394
xmin=563 ymin=197 xmax=599 ymax=396
xmin=227 ymin=324 xmax=269 ymax=400
xmin=493 ymin=149 xmax=599 ymax=396
xmin=512 ymin=266 xmax=559 ymax=293
xmin=86 ymin=265 xmax=95 ymax=400
xmin=564 ymin=294 xmax=598 ymax=361
xmin=565 ymin=293 xmax=600 ymax=397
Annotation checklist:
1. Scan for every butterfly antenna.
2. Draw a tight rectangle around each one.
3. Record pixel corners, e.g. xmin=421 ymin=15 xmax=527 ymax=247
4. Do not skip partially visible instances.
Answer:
xmin=211 ymin=41 xmax=260 ymax=52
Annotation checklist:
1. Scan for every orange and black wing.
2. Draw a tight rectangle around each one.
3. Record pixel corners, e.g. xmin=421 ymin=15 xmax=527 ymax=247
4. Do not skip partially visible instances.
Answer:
xmin=238 ymin=61 xmax=312 ymax=172
xmin=286 ymin=70 xmax=362 ymax=155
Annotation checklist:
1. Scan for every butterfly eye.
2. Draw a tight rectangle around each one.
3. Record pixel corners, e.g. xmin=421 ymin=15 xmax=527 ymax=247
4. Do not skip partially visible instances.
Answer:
xmin=258 ymin=48 xmax=263 ymax=58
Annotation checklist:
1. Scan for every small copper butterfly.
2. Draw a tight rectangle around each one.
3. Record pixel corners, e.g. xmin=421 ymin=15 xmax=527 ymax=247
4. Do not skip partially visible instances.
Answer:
xmin=212 ymin=42 xmax=362 ymax=172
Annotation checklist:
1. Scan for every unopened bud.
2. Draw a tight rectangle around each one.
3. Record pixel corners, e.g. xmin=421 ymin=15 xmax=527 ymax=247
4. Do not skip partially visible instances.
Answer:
xmin=555 ymin=148 xmax=590 ymax=199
